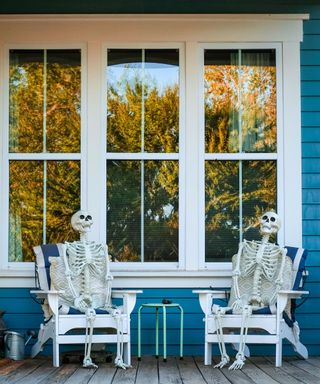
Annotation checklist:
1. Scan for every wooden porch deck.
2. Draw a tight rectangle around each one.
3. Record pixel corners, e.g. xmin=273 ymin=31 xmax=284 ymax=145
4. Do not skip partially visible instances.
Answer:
xmin=1 ymin=356 xmax=320 ymax=384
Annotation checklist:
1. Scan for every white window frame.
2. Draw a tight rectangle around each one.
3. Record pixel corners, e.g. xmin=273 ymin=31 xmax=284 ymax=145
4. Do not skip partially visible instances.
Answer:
xmin=0 ymin=14 xmax=307 ymax=287
xmin=103 ymin=43 xmax=186 ymax=272
xmin=0 ymin=43 xmax=87 ymax=273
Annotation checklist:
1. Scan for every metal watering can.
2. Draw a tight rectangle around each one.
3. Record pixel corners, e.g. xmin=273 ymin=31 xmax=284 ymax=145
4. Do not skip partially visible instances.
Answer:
xmin=4 ymin=330 xmax=35 ymax=360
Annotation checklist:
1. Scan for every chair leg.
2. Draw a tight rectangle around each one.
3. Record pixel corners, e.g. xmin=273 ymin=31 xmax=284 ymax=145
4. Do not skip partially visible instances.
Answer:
xmin=123 ymin=342 xmax=131 ymax=366
xmin=204 ymin=341 xmax=212 ymax=365
xmin=53 ymin=342 xmax=60 ymax=367
xmin=275 ymin=340 xmax=282 ymax=367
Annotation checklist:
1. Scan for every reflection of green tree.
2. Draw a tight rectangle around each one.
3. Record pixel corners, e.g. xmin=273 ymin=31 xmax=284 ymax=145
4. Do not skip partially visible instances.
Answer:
xmin=205 ymin=160 xmax=277 ymax=261
xmin=107 ymin=160 xmax=178 ymax=262
xmin=107 ymin=71 xmax=179 ymax=262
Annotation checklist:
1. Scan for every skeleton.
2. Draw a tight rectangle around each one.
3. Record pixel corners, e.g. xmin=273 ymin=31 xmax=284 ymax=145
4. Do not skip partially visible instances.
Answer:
xmin=213 ymin=211 xmax=293 ymax=370
xmin=49 ymin=210 xmax=128 ymax=369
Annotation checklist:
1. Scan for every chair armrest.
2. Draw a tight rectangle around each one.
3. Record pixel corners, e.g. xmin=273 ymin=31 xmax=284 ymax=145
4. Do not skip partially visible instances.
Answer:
xmin=112 ymin=289 xmax=143 ymax=315
xmin=277 ymin=290 xmax=309 ymax=313
xmin=193 ymin=290 xmax=227 ymax=314
xmin=30 ymin=289 xmax=61 ymax=315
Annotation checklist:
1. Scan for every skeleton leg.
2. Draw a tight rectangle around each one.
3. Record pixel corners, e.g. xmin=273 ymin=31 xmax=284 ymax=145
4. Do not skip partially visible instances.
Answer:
xmin=109 ymin=307 xmax=130 ymax=369
xmin=83 ymin=308 xmax=98 ymax=369
xmin=229 ymin=305 xmax=252 ymax=370
xmin=212 ymin=306 xmax=230 ymax=368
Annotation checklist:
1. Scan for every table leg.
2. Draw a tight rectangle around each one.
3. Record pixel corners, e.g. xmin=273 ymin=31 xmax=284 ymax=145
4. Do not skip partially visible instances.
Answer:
xmin=138 ymin=306 xmax=142 ymax=360
xmin=179 ymin=305 xmax=184 ymax=359
xmin=163 ymin=306 xmax=167 ymax=362
xmin=155 ymin=307 xmax=159 ymax=358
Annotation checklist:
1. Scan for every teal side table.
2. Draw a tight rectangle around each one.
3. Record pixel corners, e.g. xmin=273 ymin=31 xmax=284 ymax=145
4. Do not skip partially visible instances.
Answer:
xmin=137 ymin=303 xmax=183 ymax=361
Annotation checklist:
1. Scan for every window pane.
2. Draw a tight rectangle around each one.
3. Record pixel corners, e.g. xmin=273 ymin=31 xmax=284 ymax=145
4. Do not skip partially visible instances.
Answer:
xmin=46 ymin=50 xmax=81 ymax=153
xmin=242 ymin=160 xmax=277 ymax=241
xmin=106 ymin=160 xmax=179 ymax=262
xmin=107 ymin=160 xmax=141 ymax=261
xmin=9 ymin=49 xmax=81 ymax=153
xmin=107 ymin=48 xmax=179 ymax=153
xmin=9 ymin=50 xmax=44 ymax=152
xmin=204 ymin=49 xmax=276 ymax=153
xmin=205 ymin=160 xmax=240 ymax=261
xmin=9 ymin=160 xmax=80 ymax=262
xmin=205 ymin=160 xmax=277 ymax=262
xmin=144 ymin=50 xmax=179 ymax=153
xmin=144 ymin=160 xmax=178 ymax=261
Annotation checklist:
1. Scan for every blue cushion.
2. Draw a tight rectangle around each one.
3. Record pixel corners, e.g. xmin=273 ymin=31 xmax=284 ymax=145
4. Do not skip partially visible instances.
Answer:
xmin=285 ymin=246 xmax=307 ymax=290
xmin=34 ymin=243 xmax=62 ymax=290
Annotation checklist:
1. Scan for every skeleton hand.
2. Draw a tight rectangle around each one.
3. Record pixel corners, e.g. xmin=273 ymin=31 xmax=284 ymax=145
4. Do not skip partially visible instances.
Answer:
xmin=233 ymin=268 xmax=241 ymax=277
xmin=74 ymin=294 xmax=92 ymax=311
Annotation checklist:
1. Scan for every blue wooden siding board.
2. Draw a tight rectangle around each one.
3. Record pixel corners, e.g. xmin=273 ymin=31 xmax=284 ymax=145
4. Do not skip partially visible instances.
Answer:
xmin=302 ymin=19 xmax=320 ymax=35
xmin=302 ymin=143 xmax=320 ymax=157
xmin=301 ymin=51 xmax=320 ymax=66
xmin=302 ymin=129 xmax=320 ymax=143
xmin=302 ymin=112 xmax=320 ymax=126
xmin=301 ymin=81 xmax=320 ymax=96
xmin=302 ymin=97 xmax=320 ymax=111
xmin=303 ymin=189 xmax=320 ymax=203
xmin=301 ymin=66 xmax=320 ymax=81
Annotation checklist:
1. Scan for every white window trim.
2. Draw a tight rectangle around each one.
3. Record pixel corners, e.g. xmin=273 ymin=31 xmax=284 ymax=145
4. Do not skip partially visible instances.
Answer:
xmin=0 ymin=14 xmax=307 ymax=287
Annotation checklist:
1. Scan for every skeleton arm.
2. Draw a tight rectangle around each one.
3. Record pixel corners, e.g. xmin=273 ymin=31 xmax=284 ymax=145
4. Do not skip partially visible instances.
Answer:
xmin=61 ymin=243 xmax=78 ymax=299
xmin=233 ymin=242 xmax=244 ymax=301
xmin=276 ymin=248 xmax=287 ymax=289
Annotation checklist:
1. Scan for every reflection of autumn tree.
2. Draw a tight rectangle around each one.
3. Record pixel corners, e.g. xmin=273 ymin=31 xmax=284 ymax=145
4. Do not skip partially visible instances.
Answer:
xmin=204 ymin=54 xmax=277 ymax=261
xmin=205 ymin=63 xmax=276 ymax=153
xmin=107 ymin=75 xmax=179 ymax=261
xmin=9 ymin=50 xmax=81 ymax=262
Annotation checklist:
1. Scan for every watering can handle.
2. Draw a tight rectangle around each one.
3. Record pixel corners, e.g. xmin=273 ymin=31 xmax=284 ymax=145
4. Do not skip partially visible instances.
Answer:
xmin=4 ymin=333 xmax=10 ymax=351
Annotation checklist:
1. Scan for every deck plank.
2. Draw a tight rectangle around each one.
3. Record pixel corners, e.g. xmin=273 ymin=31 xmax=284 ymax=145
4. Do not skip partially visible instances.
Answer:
xmin=12 ymin=361 xmax=59 ymax=384
xmin=112 ymin=357 xmax=138 ymax=384
xmin=288 ymin=358 xmax=320 ymax=379
xmin=274 ymin=358 xmax=320 ymax=384
xmin=37 ymin=364 xmax=79 ymax=384
xmin=87 ymin=364 xmax=117 ymax=384
xmin=0 ymin=359 xmax=46 ymax=384
xmin=212 ymin=357 xmax=256 ymax=384
xmin=60 ymin=366 xmax=97 ymax=384
xmin=136 ymin=356 xmax=158 ymax=384
xmin=177 ymin=356 xmax=207 ymax=384
xmin=251 ymin=356 xmax=305 ymax=384
xmin=242 ymin=359 xmax=279 ymax=384
xmin=194 ymin=356 xmax=231 ymax=384
xmin=159 ymin=357 xmax=182 ymax=384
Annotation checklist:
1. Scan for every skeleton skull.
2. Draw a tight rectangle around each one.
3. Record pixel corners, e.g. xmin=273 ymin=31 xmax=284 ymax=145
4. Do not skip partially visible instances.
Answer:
xmin=259 ymin=211 xmax=281 ymax=236
xmin=71 ymin=210 xmax=93 ymax=234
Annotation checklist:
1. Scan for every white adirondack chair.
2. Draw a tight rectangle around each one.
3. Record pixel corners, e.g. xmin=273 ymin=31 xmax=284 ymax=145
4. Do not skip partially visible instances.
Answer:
xmin=193 ymin=246 xmax=309 ymax=367
xmin=31 ymin=243 xmax=142 ymax=367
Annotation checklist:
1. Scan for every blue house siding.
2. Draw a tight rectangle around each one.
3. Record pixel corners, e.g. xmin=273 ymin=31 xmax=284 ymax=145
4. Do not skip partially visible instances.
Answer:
xmin=301 ymin=8 xmax=320 ymax=357
xmin=0 ymin=2 xmax=320 ymax=359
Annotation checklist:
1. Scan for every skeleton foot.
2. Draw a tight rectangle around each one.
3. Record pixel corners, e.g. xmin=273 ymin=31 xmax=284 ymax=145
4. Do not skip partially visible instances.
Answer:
xmin=83 ymin=357 xmax=98 ymax=369
xmin=228 ymin=353 xmax=245 ymax=370
xmin=114 ymin=356 xmax=131 ymax=369
xmin=214 ymin=354 xmax=230 ymax=369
